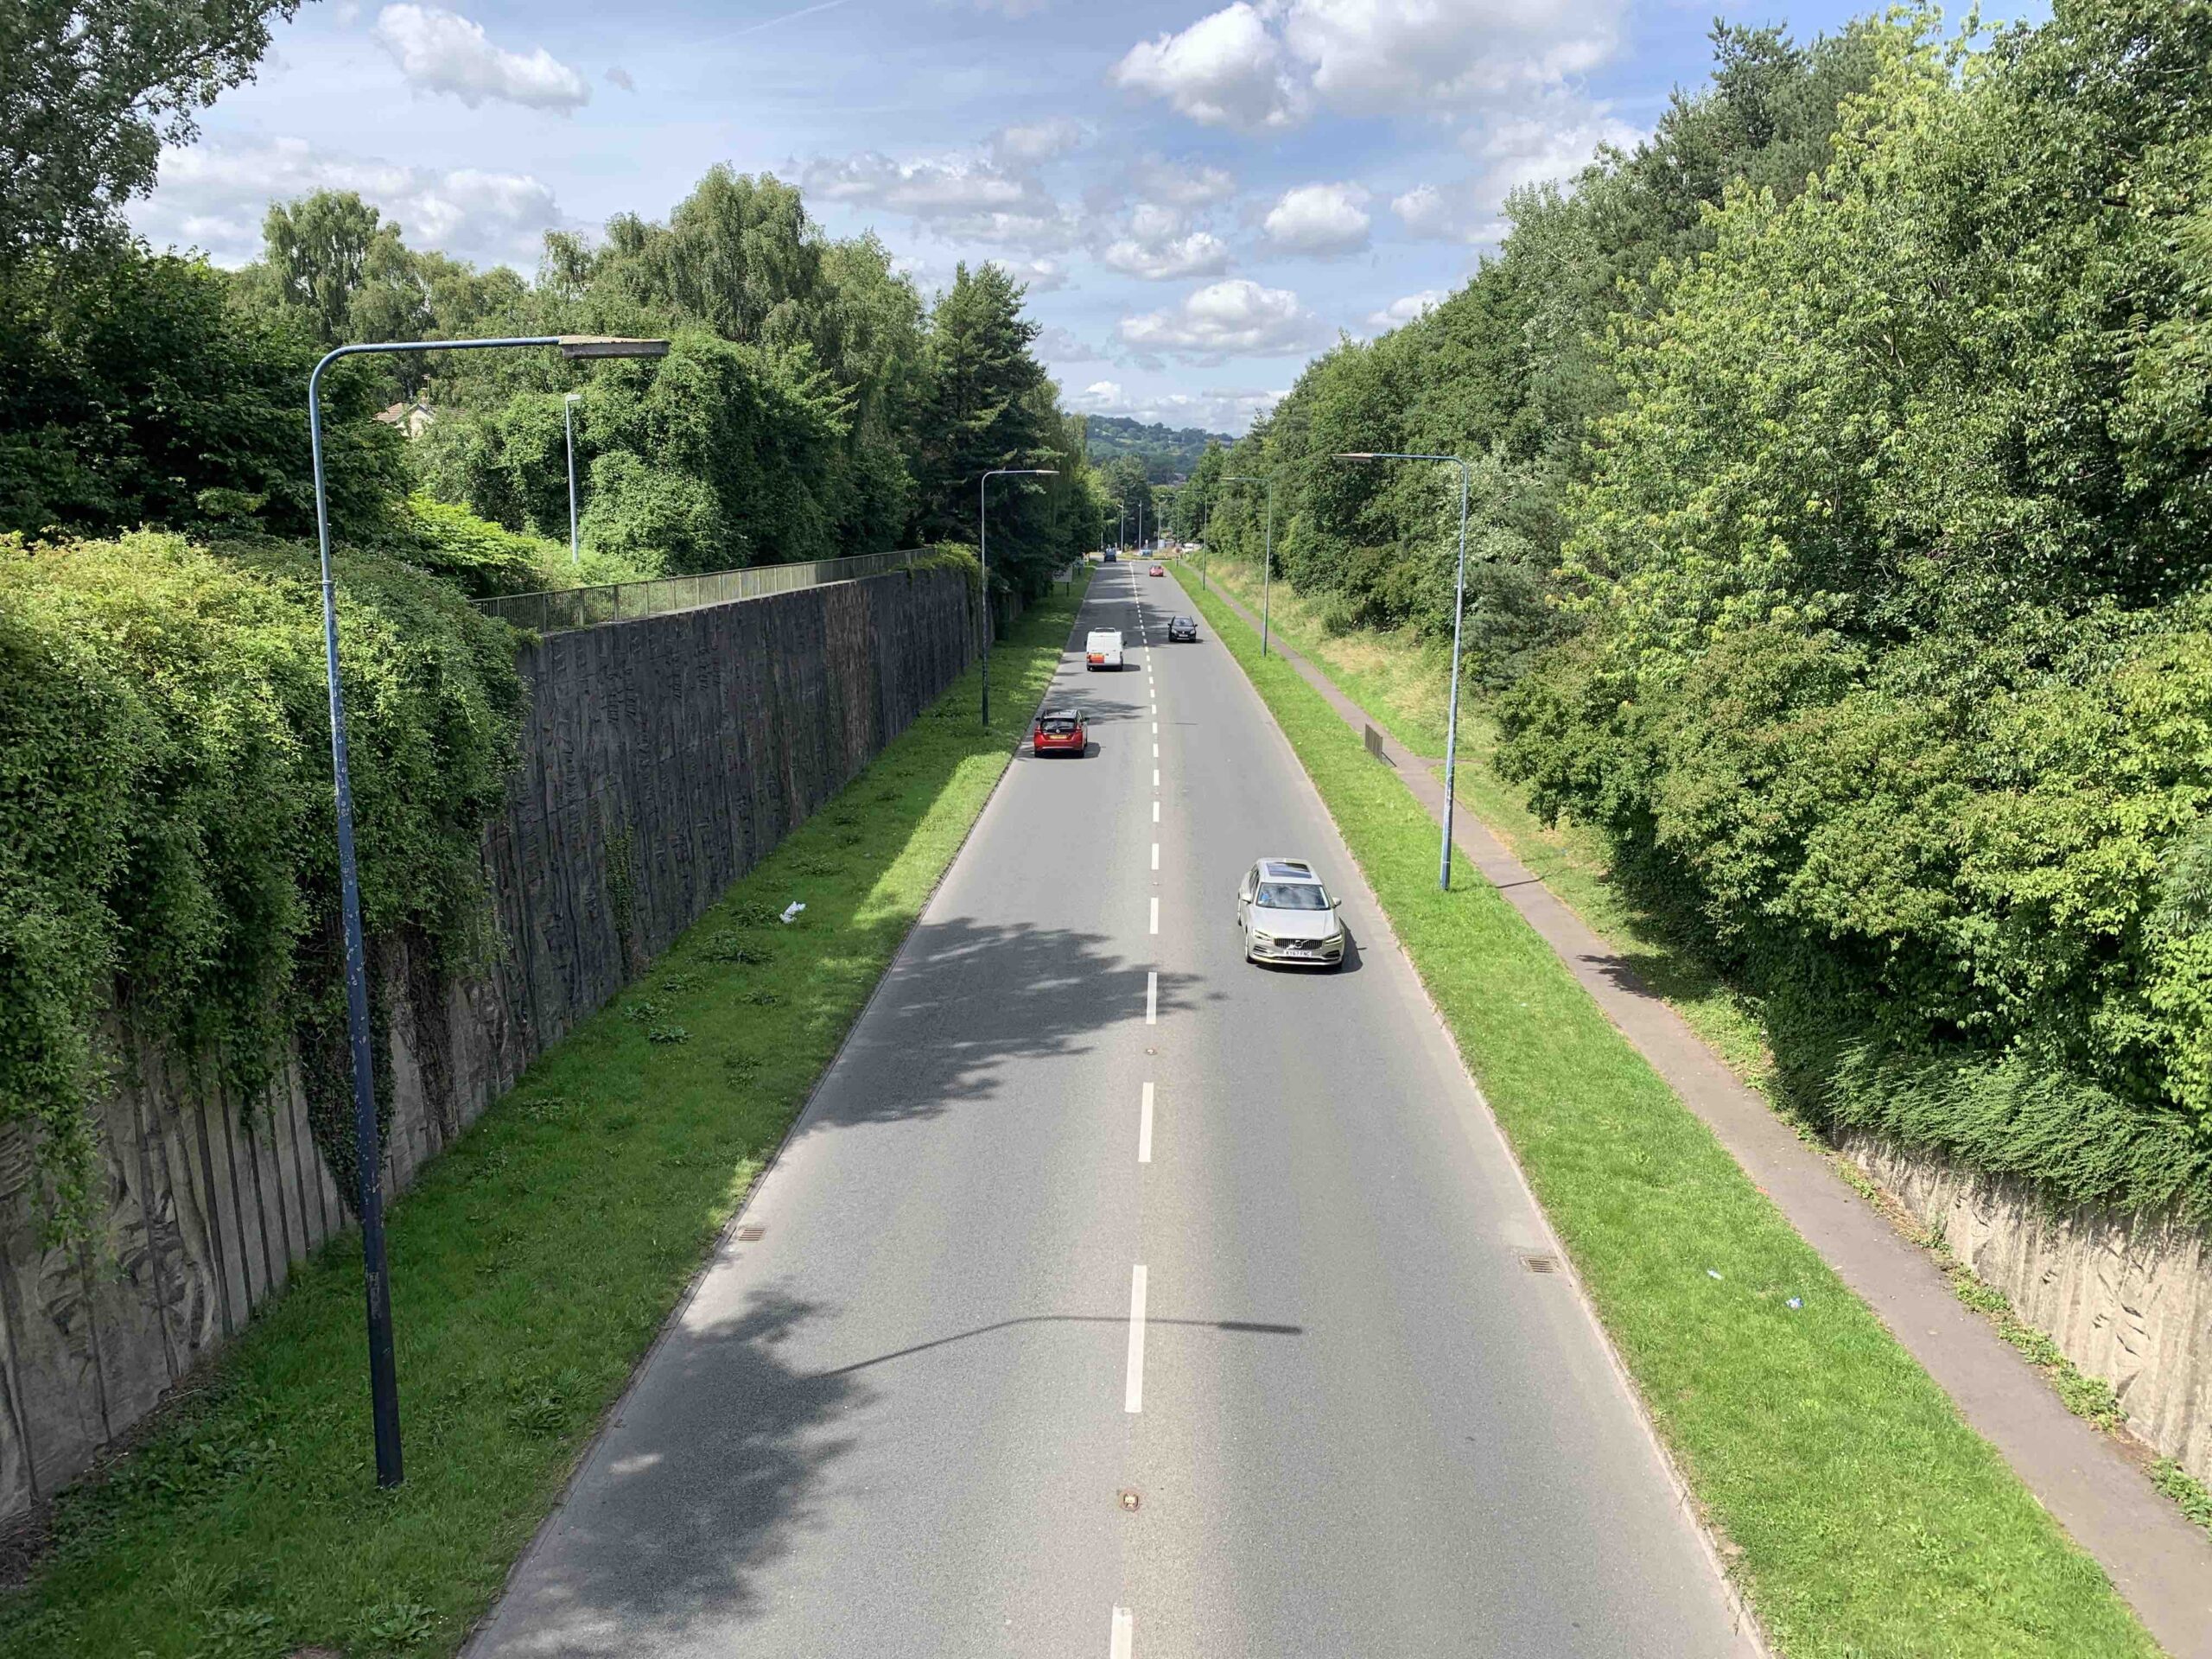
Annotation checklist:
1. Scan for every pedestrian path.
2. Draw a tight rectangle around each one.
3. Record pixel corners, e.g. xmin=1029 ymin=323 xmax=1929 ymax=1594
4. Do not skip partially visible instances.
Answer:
xmin=1196 ymin=574 xmax=2212 ymax=1659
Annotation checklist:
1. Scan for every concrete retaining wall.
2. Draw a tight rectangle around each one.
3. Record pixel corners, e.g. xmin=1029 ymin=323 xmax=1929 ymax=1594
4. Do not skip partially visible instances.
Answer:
xmin=1844 ymin=1134 xmax=2212 ymax=1484
xmin=0 ymin=565 xmax=979 ymax=1523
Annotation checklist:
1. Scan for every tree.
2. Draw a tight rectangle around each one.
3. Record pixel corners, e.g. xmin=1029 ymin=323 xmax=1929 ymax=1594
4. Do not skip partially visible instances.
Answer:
xmin=0 ymin=0 xmax=299 ymax=270
xmin=0 ymin=250 xmax=404 ymax=540
xmin=914 ymin=263 xmax=1059 ymax=593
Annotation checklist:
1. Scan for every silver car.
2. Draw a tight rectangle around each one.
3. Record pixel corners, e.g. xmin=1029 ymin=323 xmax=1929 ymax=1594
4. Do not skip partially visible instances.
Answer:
xmin=1235 ymin=858 xmax=1346 ymax=968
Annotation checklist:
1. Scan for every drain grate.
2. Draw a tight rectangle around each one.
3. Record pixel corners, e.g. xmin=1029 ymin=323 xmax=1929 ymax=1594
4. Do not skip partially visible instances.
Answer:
xmin=1519 ymin=1252 xmax=1560 ymax=1274
xmin=737 ymin=1226 xmax=765 ymax=1242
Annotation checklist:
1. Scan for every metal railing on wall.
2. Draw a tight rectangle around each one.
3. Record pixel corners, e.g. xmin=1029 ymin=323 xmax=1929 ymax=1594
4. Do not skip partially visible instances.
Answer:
xmin=474 ymin=548 xmax=925 ymax=633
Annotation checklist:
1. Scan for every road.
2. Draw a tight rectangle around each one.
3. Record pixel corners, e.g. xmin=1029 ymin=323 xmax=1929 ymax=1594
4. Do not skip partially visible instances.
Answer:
xmin=469 ymin=560 xmax=1751 ymax=1658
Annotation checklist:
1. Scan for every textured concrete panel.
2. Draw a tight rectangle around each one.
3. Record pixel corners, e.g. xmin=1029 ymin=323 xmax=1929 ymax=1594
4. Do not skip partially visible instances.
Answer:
xmin=1848 ymin=1134 xmax=2212 ymax=1484
xmin=0 ymin=568 xmax=980 ymax=1523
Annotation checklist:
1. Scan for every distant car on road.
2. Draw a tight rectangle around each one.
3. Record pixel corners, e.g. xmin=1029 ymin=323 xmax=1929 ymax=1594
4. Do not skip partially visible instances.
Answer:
xmin=1167 ymin=614 xmax=1199 ymax=642
xmin=1103 ymin=550 xmax=1119 ymax=563
xmin=1235 ymin=858 xmax=1346 ymax=968
xmin=1085 ymin=629 xmax=1125 ymax=671
xmin=1031 ymin=709 xmax=1087 ymax=757
xmin=1149 ymin=564 xmax=1166 ymax=577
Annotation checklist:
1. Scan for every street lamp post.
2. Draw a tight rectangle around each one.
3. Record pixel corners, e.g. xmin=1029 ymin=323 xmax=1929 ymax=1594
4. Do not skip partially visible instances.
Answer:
xmin=308 ymin=333 xmax=667 ymax=1489
xmin=979 ymin=467 xmax=1058 ymax=728
xmin=1222 ymin=474 xmax=1275 ymax=657
xmin=563 ymin=392 xmax=582 ymax=565
xmin=1336 ymin=451 xmax=1473 ymax=892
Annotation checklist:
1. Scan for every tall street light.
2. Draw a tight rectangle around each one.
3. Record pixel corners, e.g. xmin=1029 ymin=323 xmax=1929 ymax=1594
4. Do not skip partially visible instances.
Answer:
xmin=563 ymin=392 xmax=583 ymax=566
xmin=979 ymin=467 xmax=1058 ymax=728
xmin=308 ymin=332 xmax=668 ymax=1489
xmin=1337 ymin=451 xmax=1472 ymax=893
xmin=1222 ymin=473 xmax=1275 ymax=657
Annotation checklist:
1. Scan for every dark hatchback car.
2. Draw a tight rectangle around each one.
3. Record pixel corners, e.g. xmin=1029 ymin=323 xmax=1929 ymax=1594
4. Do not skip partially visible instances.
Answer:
xmin=1166 ymin=614 xmax=1200 ymax=643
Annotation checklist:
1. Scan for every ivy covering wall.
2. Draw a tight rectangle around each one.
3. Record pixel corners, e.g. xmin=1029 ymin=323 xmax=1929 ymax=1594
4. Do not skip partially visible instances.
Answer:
xmin=0 ymin=531 xmax=523 ymax=1237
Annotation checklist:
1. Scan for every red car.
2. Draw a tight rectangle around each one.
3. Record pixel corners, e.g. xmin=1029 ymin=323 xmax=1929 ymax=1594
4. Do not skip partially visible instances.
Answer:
xmin=1032 ymin=709 xmax=1087 ymax=757
xmin=1149 ymin=563 xmax=1166 ymax=576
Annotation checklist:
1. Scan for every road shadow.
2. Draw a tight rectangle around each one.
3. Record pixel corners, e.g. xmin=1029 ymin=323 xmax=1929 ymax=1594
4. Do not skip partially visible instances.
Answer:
xmin=798 ymin=913 xmax=1213 ymax=1132
xmin=470 ymin=1288 xmax=854 ymax=1656
xmin=472 ymin=1288 xmax=1306 ymax=1656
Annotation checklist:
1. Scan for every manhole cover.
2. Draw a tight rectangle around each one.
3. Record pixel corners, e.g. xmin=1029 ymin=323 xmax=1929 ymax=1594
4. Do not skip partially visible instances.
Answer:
xmin=1519 ymin=1253 xmax=1560 ymax=1274
xmin=737 ymin=1226 xmax=765 ymax=1242
xmin=1118 ymin=1489 xmax=1141 ymax=1512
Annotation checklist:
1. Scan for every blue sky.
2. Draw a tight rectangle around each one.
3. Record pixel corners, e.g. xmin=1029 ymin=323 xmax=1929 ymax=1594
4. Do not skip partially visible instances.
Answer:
xmin=131 ymin=0 xmax=2041 ymax=435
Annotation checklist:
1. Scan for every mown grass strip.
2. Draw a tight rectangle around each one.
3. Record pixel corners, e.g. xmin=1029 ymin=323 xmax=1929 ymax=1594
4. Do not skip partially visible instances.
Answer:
xmin=1172 ymin=564 xmax=2154 ymax=1659
xmin=1197 ymin=549 xmax=1780 ymax=1094
xmin=0 ymin=581 xmax=1085 ymax=1659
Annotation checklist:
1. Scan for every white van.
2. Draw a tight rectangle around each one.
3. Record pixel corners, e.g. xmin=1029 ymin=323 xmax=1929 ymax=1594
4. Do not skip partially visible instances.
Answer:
xmin=1085 ymin=629 xmax=1125 ymax=671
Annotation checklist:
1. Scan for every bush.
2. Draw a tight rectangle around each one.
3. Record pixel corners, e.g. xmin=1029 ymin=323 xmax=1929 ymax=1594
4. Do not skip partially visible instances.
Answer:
xmin=0 ymin=531 xmax=523 ymax=1236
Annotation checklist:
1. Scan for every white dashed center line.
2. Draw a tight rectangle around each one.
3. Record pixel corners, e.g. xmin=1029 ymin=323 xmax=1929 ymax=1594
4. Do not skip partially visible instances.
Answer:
xmin=1138 ymin=1082 xmax=1154 ymax=1163
xmin=1148 ymin=895 xmax=1160 ymax=934
xmin=1110 ymin=1606 xmax=1134 ymax=1659
xmin=1145 ymin=970 xmax=1158 ymax=1024
xmin=1124 ymin=1265 xmax=1148 ymax=1413
xmin=1151 ymin=842 xmax=1160 ymax=871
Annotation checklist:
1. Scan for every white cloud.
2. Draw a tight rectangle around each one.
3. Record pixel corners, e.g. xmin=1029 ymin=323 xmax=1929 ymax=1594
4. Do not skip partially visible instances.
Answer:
xmin=986 ymin=117 xmax=1083 ymax=168
xmin=1262 ymin=181 xmax=1370 ymax=256
xmin=1112 ymin=3 xmax=1303 ymax=131
xmin=1393 ymin=97 xmax=1640 ymax=245
xmin=1118 ymin=278 xmax=1332 ymax=361
xmin=1100 ymin=227 xmax=1231 ymax=281
xmin=1129 ymin=156 xmax=1238 ymax=208
xmin=1366 ymin=289 xmax=1446 ymax=328
xmin=995 ymin=256 xmax=1070 ymax=292
xmin=605 ymin=66 xmax=635 ymax=92
xmin=1115 ymin=0 xmax=1628 ymax=130
xmin=798 ymin=149 xmax=1076 ymax=251
xmin=1465 ymin=101 xmax=1640 ymax=194
xmin=131 ymin=134 xmax=563 ymax=267
xmin=372 ymin=6 xmax=590 ymax=112
xmin=1062 ymin=375 xmax=1281 ymax=435
xmin=1036 ymin=324 xmax=1107 ymax=362
xmin=1391 ymin=181 xmax=1488 ymax=243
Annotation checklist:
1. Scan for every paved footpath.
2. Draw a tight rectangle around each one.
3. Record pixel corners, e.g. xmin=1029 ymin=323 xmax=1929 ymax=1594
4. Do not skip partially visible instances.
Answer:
xmin=1195 ymin=569 xmax=2212 ymax=1659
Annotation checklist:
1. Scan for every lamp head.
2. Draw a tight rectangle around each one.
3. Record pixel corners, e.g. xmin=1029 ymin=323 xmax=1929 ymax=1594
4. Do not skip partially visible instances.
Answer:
xmin=557 ymin=335 xmax=671 ymax=359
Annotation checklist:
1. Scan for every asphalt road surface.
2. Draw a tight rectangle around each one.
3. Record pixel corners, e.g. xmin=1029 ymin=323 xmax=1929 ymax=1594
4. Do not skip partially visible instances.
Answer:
xmin=469 ymin=562 xmax=1751 ymax=1658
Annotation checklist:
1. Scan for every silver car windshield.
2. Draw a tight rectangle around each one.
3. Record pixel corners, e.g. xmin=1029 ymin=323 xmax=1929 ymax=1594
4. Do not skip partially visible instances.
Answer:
xmin=1256 ymin=883 xmax=1329 ymax=910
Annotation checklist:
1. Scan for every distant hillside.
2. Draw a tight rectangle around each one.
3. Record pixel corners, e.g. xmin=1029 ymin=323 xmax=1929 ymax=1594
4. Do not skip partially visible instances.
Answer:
xmin=1084 ymin=415 xmax=1230 ymax=482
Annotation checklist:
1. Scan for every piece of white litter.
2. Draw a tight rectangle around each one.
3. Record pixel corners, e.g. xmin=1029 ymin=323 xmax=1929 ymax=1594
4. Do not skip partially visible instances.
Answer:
xmin=780 ymin=901 xmax=806 ymax=924
xmin=1706 ymin=1269 xmax=1723 ymax=1281
xmin=1787 ymin=1297 xmax=1803 ymax=1309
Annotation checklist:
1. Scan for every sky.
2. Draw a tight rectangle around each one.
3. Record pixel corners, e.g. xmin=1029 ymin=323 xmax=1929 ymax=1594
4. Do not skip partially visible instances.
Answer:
xmin=129 ymin=0 xmax=2035 ymax=436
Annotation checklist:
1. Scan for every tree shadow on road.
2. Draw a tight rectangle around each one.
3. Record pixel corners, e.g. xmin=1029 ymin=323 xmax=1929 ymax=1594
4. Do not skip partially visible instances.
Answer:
xmin=798 ymin=913 xmax=1211 ymax=1133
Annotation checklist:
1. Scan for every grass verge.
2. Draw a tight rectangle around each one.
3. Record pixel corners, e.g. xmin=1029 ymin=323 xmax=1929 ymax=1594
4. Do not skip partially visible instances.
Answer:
xmin=0 ymin=581 xmax=1085 ymax=1659
xmin=1173 ymin=563 xmax=2155 ymax=1658
xmin=1194 ymin=552 xmax=1777 ymax=1095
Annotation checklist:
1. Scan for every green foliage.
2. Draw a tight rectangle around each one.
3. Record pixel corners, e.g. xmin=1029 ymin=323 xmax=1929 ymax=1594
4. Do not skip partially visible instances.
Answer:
xmin=1496 ymin=0 xmax=2212 ymax=1217
xmin=1082 ymin=414 xmax=1226 ymax=481
xmin=0 ymin=0 xmax=298 ymax=269
xmin=0 ymin=250 xmax=405 ymax=542
xmin=0 ymin=531 xmax=522 ymax=1238
xmin=1199 ymin=16 xmax=1883 ymax=665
